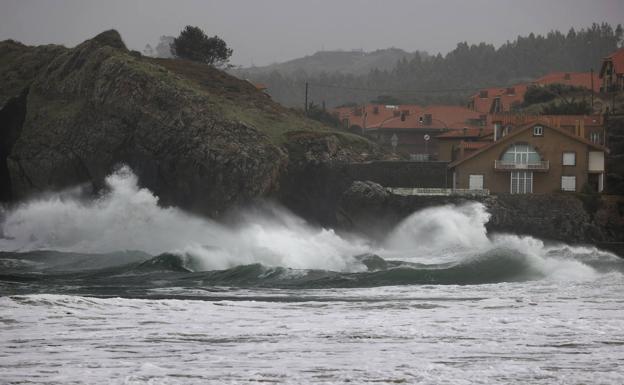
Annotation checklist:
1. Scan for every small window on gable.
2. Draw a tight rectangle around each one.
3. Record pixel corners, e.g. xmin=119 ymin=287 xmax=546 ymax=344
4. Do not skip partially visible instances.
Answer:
xmin=533 ymin=125 xmax=543 ymax=136
xmin=562 ymin=152 xmax=576 ymax=166
xmin=590 ymin=132 xmax=601 ymax=144
xmin=506 ymin=87 xmax=515 ymax=95
xmin=561 ymin=176 xmax=576 ymax=192
xmin=373 ymin=106 xmax=379 ymax=114
xmin=479 ymin=90 xmax=488 ymax=98
xmin=564 ymin=73 xmax=571 ymax=80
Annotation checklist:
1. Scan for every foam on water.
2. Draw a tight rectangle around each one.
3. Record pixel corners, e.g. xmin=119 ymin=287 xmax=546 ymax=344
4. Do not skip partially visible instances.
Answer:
xmin=0 ymin=166 xmax=619 ymax=280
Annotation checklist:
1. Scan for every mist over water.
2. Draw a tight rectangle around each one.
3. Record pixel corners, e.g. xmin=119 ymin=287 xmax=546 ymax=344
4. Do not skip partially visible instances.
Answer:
xmin=0 ymin=166 xmax=620 ymax=282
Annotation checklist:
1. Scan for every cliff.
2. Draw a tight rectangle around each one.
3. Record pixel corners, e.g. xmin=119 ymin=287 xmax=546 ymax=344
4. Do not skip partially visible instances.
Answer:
xmin=0 ymin=31 xmax=376 ymax=215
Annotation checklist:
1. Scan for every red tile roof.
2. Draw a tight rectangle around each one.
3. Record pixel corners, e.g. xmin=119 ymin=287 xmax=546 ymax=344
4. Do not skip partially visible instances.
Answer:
xmin=332 ymin=104 xmax=483 ymax=131
xmin=469 ymin=72 xmax=598 ymax=114
xmin=600 ymin=48 xmax=624 ymax=77
xmin=533 ymin=72 xmax=599 ymax=92
xmin=469 ymin=84 xmax=528 ymax=114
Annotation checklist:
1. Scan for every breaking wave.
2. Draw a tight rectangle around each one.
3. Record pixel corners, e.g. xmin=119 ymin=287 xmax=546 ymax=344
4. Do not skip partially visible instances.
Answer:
xmin=0 ymin=166 xmax=622 ymax=289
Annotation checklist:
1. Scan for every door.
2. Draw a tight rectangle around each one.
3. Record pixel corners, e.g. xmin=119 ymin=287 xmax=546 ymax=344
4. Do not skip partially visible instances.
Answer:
xmin=469 ymin=174 xmax=484 ymax=190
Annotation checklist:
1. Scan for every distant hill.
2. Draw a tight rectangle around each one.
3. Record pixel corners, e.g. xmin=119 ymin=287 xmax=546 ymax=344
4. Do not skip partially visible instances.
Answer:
xmin=235 ymin=48 xmax=426 ymax=77
xmin=232 ymin=23 xmax=623 ymax=109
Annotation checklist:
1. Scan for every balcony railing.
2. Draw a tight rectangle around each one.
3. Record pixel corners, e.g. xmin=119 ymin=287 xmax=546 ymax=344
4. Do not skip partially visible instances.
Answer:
xmin=494 ymin=160 xmax=549 ymax=171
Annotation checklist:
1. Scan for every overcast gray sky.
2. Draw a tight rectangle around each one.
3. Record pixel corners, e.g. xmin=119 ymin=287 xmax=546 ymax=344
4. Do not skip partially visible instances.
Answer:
xmin=1 ymin=0 xmax=622 ymax=67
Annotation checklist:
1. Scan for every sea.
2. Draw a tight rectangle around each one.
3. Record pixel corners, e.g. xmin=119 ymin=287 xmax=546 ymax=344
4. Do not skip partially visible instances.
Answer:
xmin=1 ymin=167 xmax=623 ymax=384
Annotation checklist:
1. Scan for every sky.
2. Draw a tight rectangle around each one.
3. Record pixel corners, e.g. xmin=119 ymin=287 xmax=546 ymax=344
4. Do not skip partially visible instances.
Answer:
xmin=1 ymin=0 xmax=623 ymax=67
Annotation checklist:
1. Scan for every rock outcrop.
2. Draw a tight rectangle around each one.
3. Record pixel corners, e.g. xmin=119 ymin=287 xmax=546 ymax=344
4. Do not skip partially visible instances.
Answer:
xmin=338 ymin=181 xmax=624 ymax=247
xmin=0 ymin=31 xmax=377 ymax=216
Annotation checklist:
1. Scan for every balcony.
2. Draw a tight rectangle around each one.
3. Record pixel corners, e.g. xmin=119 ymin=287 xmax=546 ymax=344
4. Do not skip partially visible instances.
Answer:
xmin=494 ymin=160 xmax=549 ymax=171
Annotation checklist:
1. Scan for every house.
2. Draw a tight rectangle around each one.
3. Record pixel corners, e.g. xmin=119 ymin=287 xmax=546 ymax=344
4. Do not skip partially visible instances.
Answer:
xmin=468 ymin=84 xmax=529 ymax=114
xmin=437 ymin=127 xmax=493 ymax=162
xmin=332 ymin=104 xmax=484 ymax=160
xmin=533 ymin=72 xmax=599 ymax=92
xmin=599 ymin=48 xmax=624 ymax=93
xmin=469 ymin=72 xmax=599 ymax=114
xmin=488 ymin=114 xmax=606 ymax=146
xmin=448 ymin=122 xmax=607 ymax=194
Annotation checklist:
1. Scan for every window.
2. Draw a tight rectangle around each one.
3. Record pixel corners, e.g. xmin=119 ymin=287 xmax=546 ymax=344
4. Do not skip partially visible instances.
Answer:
xmin=491 ymin=97 xmax=502 ymax=113
xmin=501 ymin=144 xmax=541 ymax=165
xmin=506 ymin=87 xmax=515 ymax=95
xmin=479 ymin=90 xmax=488 ymax=98
xmin=469 ymin=175 xmax=484 ymax=190
xmin=511 ymin=171 xmax=533 ymax=194
xmin=533 ymin=125 xmax=543 ymax=136
xmin=590 ymin=132 xmax=601 ymax=144
xmin=561 ymin=176 xmax=576 ymax=192
xmin=562 ymin=152 xmax=576 ymax=166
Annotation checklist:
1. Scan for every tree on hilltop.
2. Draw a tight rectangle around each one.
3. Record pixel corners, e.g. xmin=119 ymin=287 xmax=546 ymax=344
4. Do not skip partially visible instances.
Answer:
xmin=170 ymin=26 xmax=232 ymax=66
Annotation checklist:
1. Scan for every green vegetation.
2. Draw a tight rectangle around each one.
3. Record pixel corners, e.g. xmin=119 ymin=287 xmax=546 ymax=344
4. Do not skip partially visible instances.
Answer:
xmin=540 ymin=99 xmax=592 ymax=115
xmin=171 ymin=26 xmax=232 ymax=66
xmin=305 ymin=102 xmax=342 ymax=128
xmin=238 ymin=23 xmax=623 ymax=108
xmin=146 ymin=56 xmax=366 ymax=145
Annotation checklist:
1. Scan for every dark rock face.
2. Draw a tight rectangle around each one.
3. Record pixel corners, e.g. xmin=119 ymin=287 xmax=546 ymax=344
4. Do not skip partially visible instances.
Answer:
xmin=485 ymin=194 xmax=605 ymax=243
xmin=338 ymin=181 xmax=624 ymax=246
xmin=0 ymin=31 xmax=291 ymax=215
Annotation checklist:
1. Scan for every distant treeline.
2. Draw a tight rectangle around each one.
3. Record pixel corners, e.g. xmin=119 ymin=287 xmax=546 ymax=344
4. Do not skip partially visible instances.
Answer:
xmin=237 ymin=23 xmax=623 ymax=108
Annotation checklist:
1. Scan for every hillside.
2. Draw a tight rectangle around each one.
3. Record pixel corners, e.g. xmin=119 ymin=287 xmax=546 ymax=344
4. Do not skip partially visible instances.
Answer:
xmin=0 ymin=31 xmax=377 ymax=216
xmin=234 ymin=48 xmax=422 ymax=77
xmin=237 ymin=23 xmax=623 ymax=108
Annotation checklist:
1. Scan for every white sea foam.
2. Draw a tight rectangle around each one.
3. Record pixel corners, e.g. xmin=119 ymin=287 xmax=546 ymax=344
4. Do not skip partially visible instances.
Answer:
xmin=0 ymin=166 xmax=619 ymax=279
xmin=0 ymin=166 xmax=369 ymax=271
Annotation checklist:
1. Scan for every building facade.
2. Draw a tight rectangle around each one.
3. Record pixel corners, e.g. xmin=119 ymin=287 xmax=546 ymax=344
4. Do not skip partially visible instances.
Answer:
xmin=599 ymin=48 xmax=624 ymax=93
xmin=332 ymin=104 xmax=483 ymax=160
xmin=449 ymin=122 xmax=606 ymax=194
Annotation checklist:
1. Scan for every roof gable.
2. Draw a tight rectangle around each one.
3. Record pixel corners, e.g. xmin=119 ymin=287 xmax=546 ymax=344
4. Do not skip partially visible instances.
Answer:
xmin=448 ymin=122 xmax=607 ymax=168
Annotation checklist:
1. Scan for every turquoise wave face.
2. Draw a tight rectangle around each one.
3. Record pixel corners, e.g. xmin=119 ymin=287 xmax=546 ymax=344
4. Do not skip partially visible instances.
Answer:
xmin=1 ymin=167 xmax=622 ymax=298
xmin=2 ymin=246 xmax=623 ymax=298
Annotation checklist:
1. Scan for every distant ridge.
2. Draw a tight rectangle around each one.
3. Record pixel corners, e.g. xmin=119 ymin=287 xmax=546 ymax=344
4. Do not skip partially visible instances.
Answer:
xmin=236 ymin=48 xmax=427 ymax=76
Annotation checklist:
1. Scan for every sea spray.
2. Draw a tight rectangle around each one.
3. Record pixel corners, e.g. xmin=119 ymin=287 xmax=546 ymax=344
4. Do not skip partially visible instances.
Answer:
xmin=0 ymin=166 xmax=619 ymax=281
xmin=0 ymin=166 xmax=369 ymax=271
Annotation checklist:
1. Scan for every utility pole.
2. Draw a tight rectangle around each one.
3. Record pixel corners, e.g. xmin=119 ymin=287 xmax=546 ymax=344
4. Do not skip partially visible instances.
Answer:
xmin=305 ymin=82 xmax=309 ymax=116
xmin=590 ymin=68 xmax=594 ymax=111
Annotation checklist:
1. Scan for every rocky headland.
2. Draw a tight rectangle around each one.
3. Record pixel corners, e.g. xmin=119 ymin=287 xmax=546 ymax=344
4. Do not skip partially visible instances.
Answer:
xmin=0 ymin=30 xmax=377 ymax=216
xmin=1 ymin=30 xmax=623 ymax=252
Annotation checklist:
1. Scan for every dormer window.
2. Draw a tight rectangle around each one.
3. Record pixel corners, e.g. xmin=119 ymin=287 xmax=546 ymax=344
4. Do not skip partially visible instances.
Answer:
xmin=533 ymin=125 xmax=544 ymax=136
